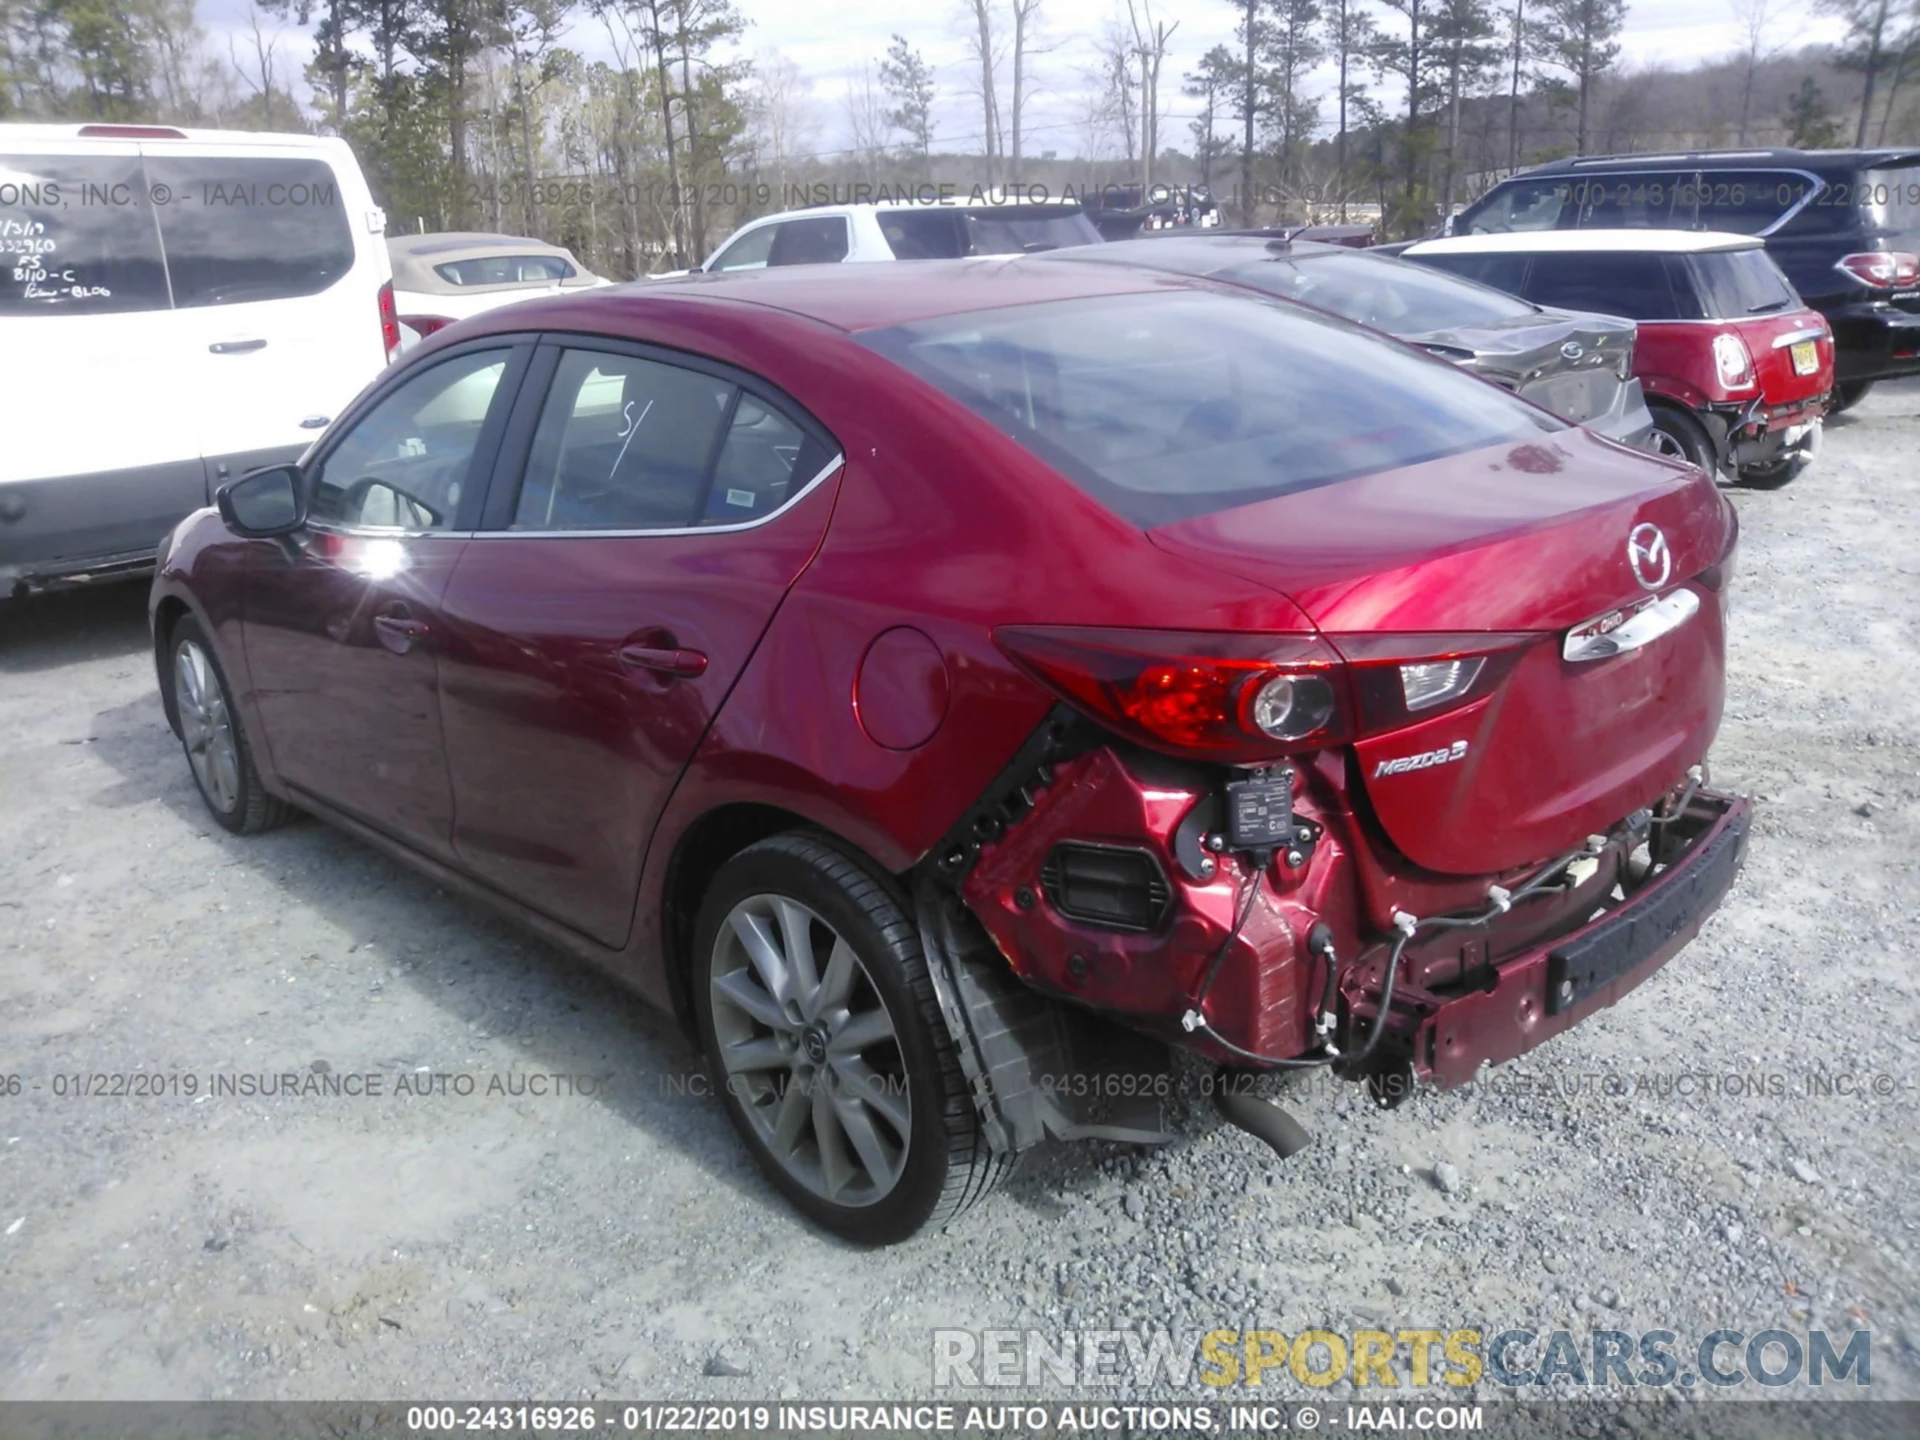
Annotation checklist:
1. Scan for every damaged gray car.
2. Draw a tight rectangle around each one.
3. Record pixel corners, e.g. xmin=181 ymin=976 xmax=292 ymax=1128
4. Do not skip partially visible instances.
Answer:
xmin=1052 ymin=234 xmax=1666 ymax=455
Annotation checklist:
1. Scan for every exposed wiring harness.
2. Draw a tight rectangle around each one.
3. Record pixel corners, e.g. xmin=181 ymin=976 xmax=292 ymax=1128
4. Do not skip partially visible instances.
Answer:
xmin=1181 ymin=836 xmax=1606 ymax=1070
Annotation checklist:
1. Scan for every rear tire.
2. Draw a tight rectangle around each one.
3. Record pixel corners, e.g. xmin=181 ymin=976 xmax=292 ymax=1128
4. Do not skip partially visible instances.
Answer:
xmin=166 ymin=616 xmax=291 ymax=835
xmin=692 ymin=831 xmax=1009 ymax=1244
xmin=1831 ymin=380 xmax=1874 ymax=413
xmin=1650 ymin=407 xmax=1718 ymax=475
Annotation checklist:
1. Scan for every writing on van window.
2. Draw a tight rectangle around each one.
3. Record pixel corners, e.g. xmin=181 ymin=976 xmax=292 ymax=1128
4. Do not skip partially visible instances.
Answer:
xmin=0 ymin=158 xmax=168 ymax=315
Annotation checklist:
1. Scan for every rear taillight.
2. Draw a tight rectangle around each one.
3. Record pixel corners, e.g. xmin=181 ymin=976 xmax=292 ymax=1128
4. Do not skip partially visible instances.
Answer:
xmin=1712 ymin=331 xmax=1755 ymax=390
xmin=378 ymin=280 xmax=400 ymax=360
xmin=1836 ymin=251 xmax=1920 ymax=289
xmin=995 ymin=627 xmax=1526 ymax=762
xmin=995 ymin=627 xmax=1348 ymax=763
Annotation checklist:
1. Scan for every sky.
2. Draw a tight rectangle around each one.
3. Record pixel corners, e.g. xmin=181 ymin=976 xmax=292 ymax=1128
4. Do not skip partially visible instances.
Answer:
xmin=197 ymin=0 xmax=1849 ymax=163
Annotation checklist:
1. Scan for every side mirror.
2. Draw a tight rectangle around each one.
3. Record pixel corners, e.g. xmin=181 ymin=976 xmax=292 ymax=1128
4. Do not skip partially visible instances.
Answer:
xmin=216 ymin=464 xmax=306 ymax=538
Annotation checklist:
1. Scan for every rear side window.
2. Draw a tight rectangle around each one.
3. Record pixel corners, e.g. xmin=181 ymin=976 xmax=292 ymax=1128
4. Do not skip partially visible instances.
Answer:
xmin=1693 ymin=170 xmax=1802 ymax=235
xmin=879 ymin=210 xmax=965 ymax=259
xmin=1524 ymin=253 xmax=1679 ymax=321
xmin=864 ymin=291 xmax=1561 ymax=529
xmin=1689 ymin=248 xmax=1798 ymax=316
xmin=144 ymin=156 xmax=354 ymax=307
xmin=0 ymin=153 xmax=169 ymax=314
xmin=767 ymin=217 xmax=850 ymax=266
xmin=959 ymin=207 xmax=1101 ymax=254
xmin=434 ymin=254 xmax=574 ymax=285
xmin=1863 ymin=165 xmax=1920 ymax=242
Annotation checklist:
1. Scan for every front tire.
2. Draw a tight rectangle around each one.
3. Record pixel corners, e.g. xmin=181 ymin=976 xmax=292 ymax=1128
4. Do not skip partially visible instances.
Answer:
xmin=692 ymin=832 xmax=1008 ymax=1244
xmin=167 ymin=616 xmax=290 ymax=835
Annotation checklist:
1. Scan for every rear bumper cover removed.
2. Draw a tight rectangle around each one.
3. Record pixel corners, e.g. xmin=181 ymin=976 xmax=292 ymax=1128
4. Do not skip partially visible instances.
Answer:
xmin=1378 ymin=790 xmax=1750 ymax=1088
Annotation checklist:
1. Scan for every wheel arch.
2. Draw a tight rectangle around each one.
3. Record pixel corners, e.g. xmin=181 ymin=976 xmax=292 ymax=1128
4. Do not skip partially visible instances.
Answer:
xmin=151 ymin=593 xmax=196 ymax=737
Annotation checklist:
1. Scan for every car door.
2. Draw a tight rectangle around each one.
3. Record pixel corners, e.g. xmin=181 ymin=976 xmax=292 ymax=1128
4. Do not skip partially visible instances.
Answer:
xmin=142 ymin=143 xmax=390 ymax=480
xmin=243 ymin=341 xmax=529 ymax=860
xmin=434 ymin=339 xmax=844 ymax=947
xmin=0 ymin=139 xmax=203 ymax=567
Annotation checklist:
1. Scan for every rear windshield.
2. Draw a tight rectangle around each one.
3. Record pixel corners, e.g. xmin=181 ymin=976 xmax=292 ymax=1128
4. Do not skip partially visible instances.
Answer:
xmin=1690 ymin=248 xmax=1797 ymax=317
xmin=1215 ymin=248 xmax=1538 ymax=334
xmin=878 ymin=206 xmax=1100 ymax=259
xmin=0 ymin=153 xmax=170 ymax=314
xmin=435 ymin=253 xmax=575 ymax=285
xmin=862 ymin=291 xmax=1562 ymax=528
xmin=1863 ymin=165 xmax=1920 ymax=241
xmin=143 ymin=156 xmax=354 ymax=306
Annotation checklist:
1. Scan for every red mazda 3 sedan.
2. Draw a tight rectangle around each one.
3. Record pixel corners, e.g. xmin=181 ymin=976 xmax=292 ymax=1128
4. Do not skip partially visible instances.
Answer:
xmin=150 ymin=259 xmax=1750 ymax=1243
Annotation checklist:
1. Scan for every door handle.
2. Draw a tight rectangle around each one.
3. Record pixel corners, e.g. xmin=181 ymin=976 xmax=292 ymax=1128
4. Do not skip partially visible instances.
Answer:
xmin=618 ymin=643 xmax=708 ymax=679
xmin=209 ymin=339 xmax=267 ymax=354
xmin=373 ymin=612 xmax=430 ymax=654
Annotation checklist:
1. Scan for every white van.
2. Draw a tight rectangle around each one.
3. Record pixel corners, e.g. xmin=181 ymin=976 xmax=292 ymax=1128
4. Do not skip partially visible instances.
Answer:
xmin=0 ymin=124 xmax=393 ymax=592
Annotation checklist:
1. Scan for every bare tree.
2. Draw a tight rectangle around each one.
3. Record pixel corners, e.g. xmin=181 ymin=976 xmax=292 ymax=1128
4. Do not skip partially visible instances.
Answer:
xmin=1125 ymin=0 xmax=1176 ymax=189
xmin=1089 ymin=21 xmax=1137 ymax=166
xmin=228 ymin=9 xmax=286 ymax=128
xmin=844 ymin=61 xmax=890 ymax=178
xmin=1730 ymin=0 xmax=1795 ymax=143
xmin=1323 ymin=0 xmax=1376 ymax=205
xmin=746 ymin=48 xmax=817 ymax=191
xmin=960 ymin=0 xmax=1003 ymax=183
xmin=1009 ymin=0 xmax=1053 ymax=182
xmin=1820 ymin=0 xmax=1895 ymax=147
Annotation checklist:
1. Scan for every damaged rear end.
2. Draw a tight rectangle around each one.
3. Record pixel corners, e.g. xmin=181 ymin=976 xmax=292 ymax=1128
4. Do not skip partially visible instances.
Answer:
xmin=876 ymin=285 xmax=1751 ymax=1153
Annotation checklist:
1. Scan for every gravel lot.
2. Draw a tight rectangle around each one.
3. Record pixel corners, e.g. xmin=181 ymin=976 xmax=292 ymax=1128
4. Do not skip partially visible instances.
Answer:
xmin=2 ymin=386 xmax=1917 ymax=1412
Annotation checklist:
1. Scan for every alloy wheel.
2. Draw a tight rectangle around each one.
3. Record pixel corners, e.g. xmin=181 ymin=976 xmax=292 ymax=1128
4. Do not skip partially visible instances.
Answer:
xmin=1647 ymin=429 xmax=1686 ymax=459
xmin=708 ymin=894 xmax=911 ymax=1206
xmin=175 ymin=639 xmax=240 ymax=815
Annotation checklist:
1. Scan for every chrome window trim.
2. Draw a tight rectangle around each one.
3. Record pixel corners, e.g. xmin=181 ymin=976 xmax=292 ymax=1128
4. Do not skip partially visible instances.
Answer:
xmin=465 ymin=452 xmax=846 ymax=540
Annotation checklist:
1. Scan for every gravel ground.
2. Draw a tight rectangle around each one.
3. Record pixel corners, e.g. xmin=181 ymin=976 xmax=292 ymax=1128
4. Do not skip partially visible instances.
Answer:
xmin=2 ymin=386 xmax=1917 ymax=1413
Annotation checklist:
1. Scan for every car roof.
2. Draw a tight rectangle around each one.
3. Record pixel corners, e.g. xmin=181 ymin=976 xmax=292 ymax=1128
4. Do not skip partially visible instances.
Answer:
xmin=0 ymin=121 xmax=343 ymax=149
xmin=1408 ymin=229 xmax=1765 ymax=256
xmin=1515 ymin=146 xmax=1920 ymax=174
xmin=388 ymin=232 xmax=589 ymax=291
xmin=464 ymin=255 xmax=1215 ymax=337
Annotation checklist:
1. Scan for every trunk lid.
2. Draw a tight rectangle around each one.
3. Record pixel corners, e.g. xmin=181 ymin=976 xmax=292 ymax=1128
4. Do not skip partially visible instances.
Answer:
xmin=1730 ymin=307 xmax=1834 ymax=405
xmin=1150 ymin=427 xmax=1734 ymax=874
xmin=1426 ymin=308 xmax=1636 ymax=426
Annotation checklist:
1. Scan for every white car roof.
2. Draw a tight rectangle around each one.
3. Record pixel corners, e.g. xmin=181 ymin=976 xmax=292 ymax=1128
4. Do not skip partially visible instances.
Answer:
xmin=1408 ymin=229 xmax=1766 ymax=256
xmin=0 ymin=121 xmax=345 ymax=150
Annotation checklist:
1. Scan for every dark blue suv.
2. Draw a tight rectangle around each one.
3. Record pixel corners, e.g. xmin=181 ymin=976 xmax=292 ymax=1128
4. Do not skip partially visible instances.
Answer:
xmin=1452 ymin=147 xmax=1920 ymax=409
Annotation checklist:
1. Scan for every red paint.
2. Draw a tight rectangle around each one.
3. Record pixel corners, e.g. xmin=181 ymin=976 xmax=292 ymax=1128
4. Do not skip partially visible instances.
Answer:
xmin=854 ymin=626 xmax=950 ymax=750
xmin=152 ymin=257 xmax=1745 ymax=1087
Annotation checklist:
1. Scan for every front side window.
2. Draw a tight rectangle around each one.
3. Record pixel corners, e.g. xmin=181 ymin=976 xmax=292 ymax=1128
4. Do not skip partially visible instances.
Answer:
xmin=864 ymin=291 xmax=1561 ymax=529
xmin=1524 ymin=253 xmax=1679 ymax=321
xmin=144 ymin=156 xmax=354 ymax=307
xmin=309 ymin=349 xmax=510 ymax=529
xmin=0 ymin=153 xmax=169 ymax=314
xmin=1461 ymin=179 xmax=1569 ymax=234
xmin=434 ymin=254 xmax=574 ymax=286
xmin=706 ymin=224 xmax=777 ymax=272
xmin=767 ymin=218 xmax=850 ymax=266
xmin=511 ymin=350 xmax=736 ymax=531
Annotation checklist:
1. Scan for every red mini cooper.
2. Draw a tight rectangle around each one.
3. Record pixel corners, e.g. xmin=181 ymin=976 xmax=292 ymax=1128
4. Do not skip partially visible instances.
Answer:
xmin=150 ymin=260 xmax=1750 ymax=1242
xmin=1405 ymin=230 xmax=1833 ymax=485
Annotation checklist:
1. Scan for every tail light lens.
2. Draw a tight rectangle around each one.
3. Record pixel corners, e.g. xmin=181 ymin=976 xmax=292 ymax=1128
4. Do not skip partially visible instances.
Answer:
xmin=378 ymin=280 xmax=401 ymax=360
xmin=995 ymin=627 xmax=1528 ymax=763
xmin=995 ymin=627 xmax=1348 ymax=763
xmin=1836 ymin=251 xmax=1920 ymax=289
xmin=1712 ymin=332 xmax=1755 ymax=390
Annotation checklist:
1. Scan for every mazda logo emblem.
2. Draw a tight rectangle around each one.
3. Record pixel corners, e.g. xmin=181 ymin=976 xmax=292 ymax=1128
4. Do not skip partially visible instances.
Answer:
xmin=1627 ymin=522 xmax=1671 ymax=590
xmin=1560 ymin=340 xmax=1585 ymax=361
